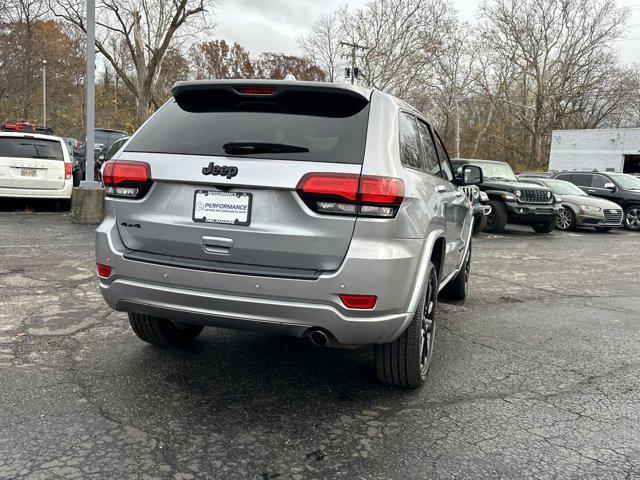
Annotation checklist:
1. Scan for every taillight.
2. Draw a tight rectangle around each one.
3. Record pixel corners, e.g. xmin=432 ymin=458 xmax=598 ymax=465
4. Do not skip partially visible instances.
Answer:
xmin=234 ymin=86 xmax=276 ymax=95
xmin=340 ymin=294 xmax=377 ymax=309
xmin=102 ymin=160 xmax=152 ymax=199
xmin=296 ymin=173 xmax=404 ymax=218
xmin=97 ymin=264 xmax=112 ymax=278
xmin=64 ymin=162 xmax=72 ymax=179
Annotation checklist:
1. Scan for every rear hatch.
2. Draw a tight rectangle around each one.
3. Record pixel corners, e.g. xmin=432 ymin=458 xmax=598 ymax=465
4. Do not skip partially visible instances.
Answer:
xmin=0 ymin=136 xmax=65 ymax=189
xmin=114 ymin=83 xmax=371 ymax=273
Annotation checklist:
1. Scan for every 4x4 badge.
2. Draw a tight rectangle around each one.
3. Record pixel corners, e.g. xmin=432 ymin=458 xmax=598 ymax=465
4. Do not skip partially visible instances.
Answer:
xmin=202 ymin=162 xmax=238 ymax=179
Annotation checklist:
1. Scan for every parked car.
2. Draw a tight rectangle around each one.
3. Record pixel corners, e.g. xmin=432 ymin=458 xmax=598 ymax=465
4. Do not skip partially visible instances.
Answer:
xmin=553 ymin=171 xmax=640 ymax=231
xmin=96 ymin=136 xmax=129 ymax=182
xmin=0 ymin=132 xmax=73 ymax=203
xmin=96 ymin=80 xmax=482 ymax=388
xmin=521 ymin=177 xmax=623 ymax=232
xmin=451 ymin=159 xmax=561 ymax=233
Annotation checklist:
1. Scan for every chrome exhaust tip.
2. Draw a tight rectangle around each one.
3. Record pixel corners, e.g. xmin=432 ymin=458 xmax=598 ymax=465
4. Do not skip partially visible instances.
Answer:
xmin=309 ymin=329 xmax=330 ymax=347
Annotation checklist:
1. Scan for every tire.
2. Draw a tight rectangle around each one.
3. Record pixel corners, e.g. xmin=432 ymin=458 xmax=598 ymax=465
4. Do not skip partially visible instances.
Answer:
xmin=595 ymin=227 xmax=613 ymax=232
xmin=128 ymin=312 xmax=204 ymax=347
xmin=73 ymin=170 xmax=82 ymax=187
xmin=374 ymin=261 xmax=438 ymax=389
xmin=441 ymin=239 xmax=471 ymax=301
xmin=556 ymin=208 xmax=576 ymax=231
xmin=531 ymin=219 xmax=556 ymax=233
xmin=485 ymin=200 xmax=507 ymax=233
xmin=472 ymin=214 xmax=487 ymax=235
xmin=624 ymin=206 xmax=640 ymax=231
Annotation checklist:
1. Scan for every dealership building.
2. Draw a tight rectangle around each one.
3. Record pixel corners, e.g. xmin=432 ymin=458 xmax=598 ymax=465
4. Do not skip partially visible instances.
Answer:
xmin=549 ymin=128 xmax=640 ymax=174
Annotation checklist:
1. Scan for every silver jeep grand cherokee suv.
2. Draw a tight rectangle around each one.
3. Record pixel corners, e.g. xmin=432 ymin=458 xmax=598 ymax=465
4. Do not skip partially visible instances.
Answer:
xmin=96 ymin=80 xmax=481 ymax=388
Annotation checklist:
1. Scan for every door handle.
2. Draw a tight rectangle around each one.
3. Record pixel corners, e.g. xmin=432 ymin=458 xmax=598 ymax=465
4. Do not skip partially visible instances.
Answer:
xmin=435 ymin=185 xmax=448 ymax=193
xmin=587 ymin=189 xmax=596 ymax=193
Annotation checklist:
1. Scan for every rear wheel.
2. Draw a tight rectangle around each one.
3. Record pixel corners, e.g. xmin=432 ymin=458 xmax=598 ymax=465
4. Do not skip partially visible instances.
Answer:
xmin=128 ymin=312 xmax=204 ymax=347
xmin=374 ymin=261 xmax=438 ymax=389
xmin=441 ymin=240 xmax=471 ymax=301
xmin=485 ymin=200 xmax=507 ymax=233
xmin=556 ymin=208 xmax=575 ymax=230
xmin=624 ymin=206 xmax=640 ymax=231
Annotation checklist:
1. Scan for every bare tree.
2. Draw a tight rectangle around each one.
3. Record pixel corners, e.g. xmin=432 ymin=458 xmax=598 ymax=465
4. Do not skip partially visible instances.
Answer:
xmin=53 ymin=0 xmax=217 ymax=125
xmin=342 ymin=0 xmax=456 ymax=100
xmin=480 ymin=0 xmax=627 ymax=169
xmin=191 ymin=39 xmax=256 ymax=80
xmin=298 ymin=10 xmax=345 ymax=82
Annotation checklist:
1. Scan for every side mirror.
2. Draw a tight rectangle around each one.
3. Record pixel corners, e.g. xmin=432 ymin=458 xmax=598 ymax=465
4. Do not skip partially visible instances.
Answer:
xmin=98 ymin=154 xmax=105 ymax=161
xmin=603 ymin=182 xmax=616 ymax=191
xmin=460 ymin=165 xmax=483 ymax=185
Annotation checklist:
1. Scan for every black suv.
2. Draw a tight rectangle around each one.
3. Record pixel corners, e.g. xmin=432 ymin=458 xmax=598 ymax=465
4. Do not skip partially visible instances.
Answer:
xmin=553 ymin=171 xmax=640 ymax=231
xmin=452 ymin=159 xmax=561 ymax=233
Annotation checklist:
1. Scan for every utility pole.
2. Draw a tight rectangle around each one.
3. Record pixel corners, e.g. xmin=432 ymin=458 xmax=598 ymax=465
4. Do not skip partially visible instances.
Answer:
xmin=41 ymin=60 xmax=47 ymax=128
xmin=82 ymin=0 xmax=99 ymax=188
xmin=339 ymin=41 xmax=367 ymax=85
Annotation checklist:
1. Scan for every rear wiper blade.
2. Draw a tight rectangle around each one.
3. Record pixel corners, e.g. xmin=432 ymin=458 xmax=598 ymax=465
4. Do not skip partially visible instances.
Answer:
xmin=223 ymin=141 xmax=309 ymax=155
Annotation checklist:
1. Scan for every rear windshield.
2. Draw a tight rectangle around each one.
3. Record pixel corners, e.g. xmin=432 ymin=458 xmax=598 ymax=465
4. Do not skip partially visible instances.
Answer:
xmin=125 ymin=89 xmax=370 ymax=164
xmin=0 ymin=137 xmax=64 ymax=160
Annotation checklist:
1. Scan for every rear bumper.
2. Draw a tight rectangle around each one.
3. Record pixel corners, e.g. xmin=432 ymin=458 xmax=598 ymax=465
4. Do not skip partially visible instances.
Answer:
xmin=0 ymin=181 xmax=72 ymax=199
xmin=96 ymin=207 xmax=422 ymax=345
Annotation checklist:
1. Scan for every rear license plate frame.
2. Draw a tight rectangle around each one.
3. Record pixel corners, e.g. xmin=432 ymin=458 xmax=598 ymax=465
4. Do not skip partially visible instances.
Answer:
xmin=192 ymin=190 xmax=252 ymax=226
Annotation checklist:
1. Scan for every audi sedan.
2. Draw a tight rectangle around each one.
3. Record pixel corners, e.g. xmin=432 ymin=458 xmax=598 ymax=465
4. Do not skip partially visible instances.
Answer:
xmin=524 ymin=178 xmax=623 ymax=231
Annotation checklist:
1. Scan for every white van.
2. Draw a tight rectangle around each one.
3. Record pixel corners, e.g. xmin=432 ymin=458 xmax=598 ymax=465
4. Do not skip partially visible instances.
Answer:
xmin=0 ymin=133 xmax=73 ymax=200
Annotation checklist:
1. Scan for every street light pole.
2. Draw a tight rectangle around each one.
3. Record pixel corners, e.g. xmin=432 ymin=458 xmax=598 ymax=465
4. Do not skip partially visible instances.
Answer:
xmin=82 ymin=0 xmax=99 ymax=188
xmin=42 ymin=60 xmax=47 ymax=128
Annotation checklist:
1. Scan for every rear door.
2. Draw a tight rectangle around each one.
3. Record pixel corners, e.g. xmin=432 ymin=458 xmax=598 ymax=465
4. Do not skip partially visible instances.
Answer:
xmin=0 ymin=136 xmax=66 ymax=190
xmin=430 ymin=128 xmax=466 ymax=277
xmin=114 ymin=85 xmax=371 ymax=272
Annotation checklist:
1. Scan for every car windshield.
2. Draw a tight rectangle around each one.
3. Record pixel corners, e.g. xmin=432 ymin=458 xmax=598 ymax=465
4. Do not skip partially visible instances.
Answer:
xmin=467 ymin=161 xmax=518 ymax=181
xmin=540 ymin=179 xmax=586 ymax=196
xmin=0 ymin=137 xmax=64 ymax=160
xmin=609 ymin=173 xmax=640 ymax=190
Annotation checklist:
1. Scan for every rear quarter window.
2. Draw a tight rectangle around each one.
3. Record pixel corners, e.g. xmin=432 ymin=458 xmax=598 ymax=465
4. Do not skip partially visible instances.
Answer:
xmin=125 ymin=89 xmax=370 ymax=164
xmin=0 ymin=137 xmax=64 ymax=160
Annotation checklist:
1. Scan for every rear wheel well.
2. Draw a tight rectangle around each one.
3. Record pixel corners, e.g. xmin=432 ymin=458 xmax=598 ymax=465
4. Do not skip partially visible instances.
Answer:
xmin=431 ymin=237 xmax=446 ymax=281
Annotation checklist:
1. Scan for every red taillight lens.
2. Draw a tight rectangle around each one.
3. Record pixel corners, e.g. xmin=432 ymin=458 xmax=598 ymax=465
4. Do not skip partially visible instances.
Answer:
xmin=97 ymin=264 xmax=112 ymax=278
xmin=103 ymin=160 xmax=152 ymax=199
xmin=234 ymin=86 xmax=276 ymax=95
xmin=297 ymin=173 xmax=404 ymax=217
xmin=340 ymin=294 xmax=377 ymax=309
xmin=64 ymin=162 xmax=72 ymax=179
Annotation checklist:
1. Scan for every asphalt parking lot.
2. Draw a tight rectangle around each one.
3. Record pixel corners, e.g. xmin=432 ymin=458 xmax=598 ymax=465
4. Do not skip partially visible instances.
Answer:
xmin=1 ymin=205 xmax=639 ymax=480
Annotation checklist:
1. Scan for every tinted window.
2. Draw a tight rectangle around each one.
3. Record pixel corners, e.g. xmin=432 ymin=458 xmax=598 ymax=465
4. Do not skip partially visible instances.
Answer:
xmin=399 ymin=112 xmax=423 ymax=170
xmin=126 ymin=90 xmax=370 ymax=164
xmin=572 ymin=174 xmax=592 ymax=187
xmin=591 ymin=174 xmax=609 ymax=189
xmin=0 ymin=137 xmax=64 ymax=160
xmin=105 ymin=137 xmax=128 ymax=161
xmin=416 ymin=120 xmax=440 ymax=175
xmin=432 ymin=131 xmax=454 ymax=182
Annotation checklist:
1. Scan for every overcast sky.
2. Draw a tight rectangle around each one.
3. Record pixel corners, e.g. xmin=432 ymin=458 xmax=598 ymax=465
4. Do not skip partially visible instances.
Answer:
xmin=214 ymin=0 xmax=640 ymax=63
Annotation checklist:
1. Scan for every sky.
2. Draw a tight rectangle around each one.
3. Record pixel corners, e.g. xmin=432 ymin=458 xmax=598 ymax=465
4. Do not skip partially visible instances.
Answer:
xmin=214 ymin=0 xmax=640 ymax=63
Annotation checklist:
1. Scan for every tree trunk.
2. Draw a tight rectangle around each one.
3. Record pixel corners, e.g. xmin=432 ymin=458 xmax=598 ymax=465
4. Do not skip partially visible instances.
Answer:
xmin=472 ymin=103 xmax=493 ymax=158
xmin=454 ymin=99 xmax=461 ymax=158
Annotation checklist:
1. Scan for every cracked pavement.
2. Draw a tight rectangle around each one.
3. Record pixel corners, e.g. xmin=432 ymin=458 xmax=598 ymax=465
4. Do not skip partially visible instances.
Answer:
xmin=1 ymin=207 xmax=639 ymax=479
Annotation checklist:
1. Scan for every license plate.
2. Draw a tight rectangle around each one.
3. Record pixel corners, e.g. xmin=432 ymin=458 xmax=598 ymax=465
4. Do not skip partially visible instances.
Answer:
xmin=21 ymin=168 xmax=37 ymax=177
xmin=193 ymin=190 xmax=251 ymax=225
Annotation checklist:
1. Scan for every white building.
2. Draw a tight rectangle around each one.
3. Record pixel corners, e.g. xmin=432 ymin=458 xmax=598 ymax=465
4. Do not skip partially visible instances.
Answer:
xmin=548 ymin=128 xmax=640 ymax=174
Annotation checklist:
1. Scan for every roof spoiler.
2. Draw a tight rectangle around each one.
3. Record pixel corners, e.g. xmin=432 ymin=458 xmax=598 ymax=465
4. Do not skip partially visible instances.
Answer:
xmin=171 ymin=80 xmax=370 ymax=102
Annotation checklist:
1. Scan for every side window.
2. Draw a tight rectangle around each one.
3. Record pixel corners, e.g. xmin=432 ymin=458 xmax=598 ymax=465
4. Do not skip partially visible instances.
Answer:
xmin=555 ymin=174 xmax=572 ymax=182
xmin=416 ymin=119 xmax=440 ymax=176
xmin=573 ymin=174 xmax=592 ymax=187
xmin=432 ymin=129 xmax=454 ymax=182
xmin=399 ymin=112 xmax=423 ymax=170
xmin=591 ymin=175 xmax=609 ymax=189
